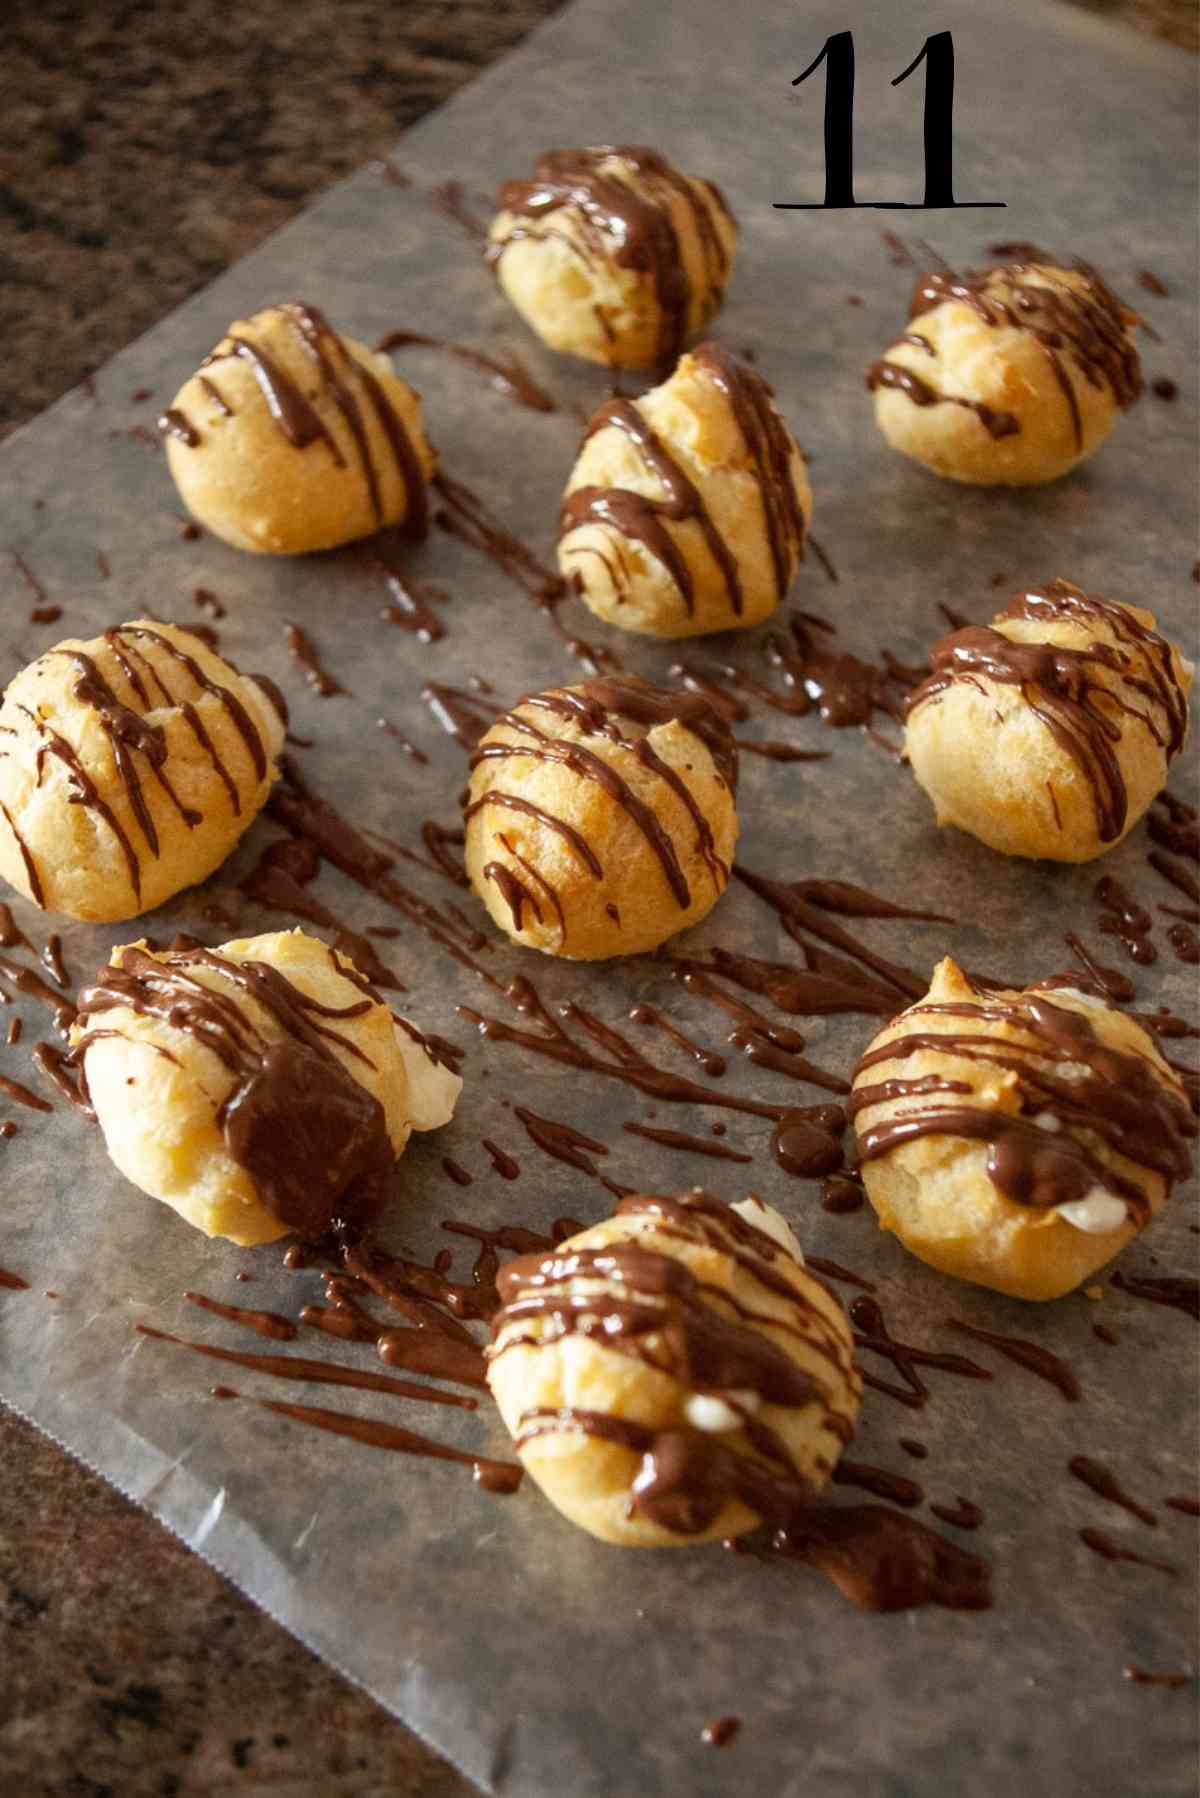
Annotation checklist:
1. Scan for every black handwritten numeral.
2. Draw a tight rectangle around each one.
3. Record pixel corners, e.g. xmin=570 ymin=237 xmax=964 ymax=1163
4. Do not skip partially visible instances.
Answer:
xmin=777 ymin=30 xmax=1005 ymax=211
xmin=892 ymin=31 xmax=956 ymax=206
xmin=792 ymin=31 xmax=856 ymax=207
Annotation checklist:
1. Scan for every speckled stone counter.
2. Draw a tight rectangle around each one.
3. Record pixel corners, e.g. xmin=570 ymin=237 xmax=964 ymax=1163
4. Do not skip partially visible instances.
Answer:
xmin=0 ymin=3 xmax=1192 ymax=1795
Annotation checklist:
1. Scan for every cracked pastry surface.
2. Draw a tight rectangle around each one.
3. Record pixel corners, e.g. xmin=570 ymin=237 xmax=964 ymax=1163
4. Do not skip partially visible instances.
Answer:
xmin=162 ymin=301 xmax=436 ymax=554
xmin=850 ymin=958 xmax=1196 ymax=1301
xmin=487 ymin=146 xmax=736 ymax=370
xmin=867 ymin=259 xmax=1141 ymax=486
xmin=487 ymin=1190 xmax=862 ymax=1546
xmin=559 ymin=344 xmax=812 ymax=639
xmin=0 ymin=620 xmax=285 ymax=922
xmin=69 ymin=928 xmax=462 ymax=1247
xmin=904 ymin=581 xmax=1192 ymax=863
xmin=463 ymin=675 xmax=738 ymax=960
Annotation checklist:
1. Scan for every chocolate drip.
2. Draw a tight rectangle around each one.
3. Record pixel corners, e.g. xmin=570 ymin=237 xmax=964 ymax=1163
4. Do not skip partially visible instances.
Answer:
xmin=901 ymin=258 xmax=1141 ymax=447
xmin=138 ymin=1324 xmax=475 ymax=1410
xmin=754 ymin=1503 xmax=992 ymax=1611
xmin=0 ymin=1265 xmax=29 ymax=1290
xmin=377 ymin=330 xmax=555 ymax=414
xmin=460 ymin=976 xmax=794 ymax=1122
xmin=1062 ymin=933 xmax=1136 ymax=1003
xmin=432 ymin=470 xmax=564 ymax=609
xmin=735 ymin=865 xmax=926 ymax=1002
xmin=184 ymin=1289 xmax=297 ymax=1342
xmin=1164 ymin=1494 xmax=1200 ymax=1517
xmin=701 ymin=1716 xmax=740 ymax=1748
xmin=428 ymin=180 xmax=488 ymax=243
xmin=908 ymin=581 xmax=1188 ymax=845
xmin=949 ymin=1320 xmax=1080 ymax=1402
xmin=1123 ymin=1667 xmax=1193 ymax=1689
xmin=492 ymin=146 xmax=733 ymax=365
xmin=285 ymin=623 xmax=344 ymax=698
xmin=75 ymin=943 xmax=394 ymax=1241
xmin=1094 ymin=875 xmax=1156 ymax=964
xmin=629 ymin=1003 xmax=726 ymax=1077
xmin=854 ymin=979 xmax=1195 ymax=1223
xmin=832 ymin=1458 xmax=923 ymax=1508
xmin=929 ymin=1497 xmax=983 ymax=1530
xmin=1079 ymin=1528 xmax=1176 ymax=1575
xmin=198 ymin=374 xmax=233 ymax=416
xmin=514 ymin=1105 xmax=611 ymax=1177
xmin=1069 ymin=1455 xmax=1156 ymax=1525
xmin=1110 ymin=1270 xmax=1199 ymax=1321
xmin=849 ymin=1295 xmax=992 ymax=1410
xmin=866 ymin=359 xmax=1018 ymax=438
xmin=623 ymin=1121 xmax=751 ymax=1163
xmin=0 ymin=954 xmax=77 ymax=1034
xmin=0 ymin=1072 xmax=52 ymax=1113
xmin=770 ymin=1110 xmax=845 ymax=1178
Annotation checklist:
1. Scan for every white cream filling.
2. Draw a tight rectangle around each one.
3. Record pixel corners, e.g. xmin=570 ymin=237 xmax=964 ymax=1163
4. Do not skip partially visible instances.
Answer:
xmin=1056 ymin=1188 xmax=1129 ymax=1234
xmin=392 ymin=1021 xmax=463 ymax=1131
xmin=684 ymin=1391 xmax=761 ymax=1434
xmin=731 ymin=1196 xmax=805 ymax=1265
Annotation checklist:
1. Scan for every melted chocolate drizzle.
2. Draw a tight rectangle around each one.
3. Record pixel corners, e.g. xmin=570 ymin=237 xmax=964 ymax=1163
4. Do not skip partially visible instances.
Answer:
xmin=491 ymin=146 xmax=734 ymax=364
xmin=852 ymin=975 xmax=1195 ymax=1224
xmin=908 ymin=582 xmax=1187 ymax=844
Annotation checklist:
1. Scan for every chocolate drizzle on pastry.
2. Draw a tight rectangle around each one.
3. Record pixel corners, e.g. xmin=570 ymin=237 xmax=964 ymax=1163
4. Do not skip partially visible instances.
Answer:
xmin=869 ymin=258 xmax=1141 ymax=448
xmin=852 ymin=974 xmax=1195 ymax=1223
xmin=73 ymin=943 xmax=394 ymax=1241
xmin=1 ymin=625 xmax=272 ymax=908
xmin=489 ymin=146 xmax=734 ymax=365
xmin=491 ymin=1190 xmax=857 ymax=1536
xmin=561 ymin=345 xmax=804 ymax=620
xmin=203 ymin=304 xmax=428 ymax=538
xmin=467 ymin=675 xmax=736 ymax=922
xmin=906 ymin=581 xmax=1189 ymax=843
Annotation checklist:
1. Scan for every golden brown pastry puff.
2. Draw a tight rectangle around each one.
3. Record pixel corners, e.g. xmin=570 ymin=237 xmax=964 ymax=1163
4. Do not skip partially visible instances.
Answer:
xmin=162 ymin=302 xmax=435 ymax=553
xmin=905 ymin=580 xmax=1192 ymax=862
xmin=867 ymin=258 xmax=1141 ymax=485
xmin=463 ymin=674 xmax=738 ymax=959
xmin=487 ymin=146 xmax=736 ymax=370
xmin=487 ymin=1190 xmax=861 ymax=1546
xmin=559 ymin=344 xmax=812 ymax=639
xmin=850 ymin=958 xmax=1196 ymax=1301
xmin=0 ymin=620 xmax=285 ymax=922
xmin=69 ymin=928 xmax=462 ymax=1246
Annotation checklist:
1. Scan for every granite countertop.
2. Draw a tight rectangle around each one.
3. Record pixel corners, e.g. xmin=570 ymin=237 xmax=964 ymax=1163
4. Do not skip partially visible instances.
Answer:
xmin=0 ymin=2 xmax=1193 ymax=1794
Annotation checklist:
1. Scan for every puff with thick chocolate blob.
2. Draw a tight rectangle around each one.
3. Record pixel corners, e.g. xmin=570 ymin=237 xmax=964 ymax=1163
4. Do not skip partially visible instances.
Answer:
xmin=463 ymin=675 xmax=738 ymax=959
xmin=559 ymin=344 xmax=811 ymax=639
xmin=905 ymin=581 xmax=1192 ymax=863
xmin=488 ymin=146 xmax=736 ymax=371
xmin=69 ymin=929 xmax=462 ymax=1247
xmin=163 ymin=302 xmax=435 ymax=553
xmin=0 ymin=620 xmax=285 ymax=922
xmin=868 ymin=260 xmax=1141 ymax=486
xmin=487 ymin=1191 xmax=861 ymax=1546
xmin=850 ymin=958 xmax=1195 ymax=1301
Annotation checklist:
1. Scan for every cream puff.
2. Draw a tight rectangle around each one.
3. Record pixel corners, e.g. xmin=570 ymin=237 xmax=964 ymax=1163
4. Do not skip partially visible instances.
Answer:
xmin=868 ymin=259 xmax=1141 ymax=485
xmin=487 ymin=146 xmax=736 ymax=369
xmin=905 ymin=580 xmax=1191 ymax=861
xmin=162 ymin=302 xmax=435 ymax=552
xmin=487 ymin=1190 xmax=861 ymax=1545
xmin=70 ymin=928 xmax=462 ymax=1246
xmin=559 ymin=344 xmax=811 ymax=638
xmin=850 ymin=958 xmax=1195 ymax=1301
xmin=463 ymin=674 xmax=738 ymax=958
xmin=0 ymin=620 xmax=285 ymax=921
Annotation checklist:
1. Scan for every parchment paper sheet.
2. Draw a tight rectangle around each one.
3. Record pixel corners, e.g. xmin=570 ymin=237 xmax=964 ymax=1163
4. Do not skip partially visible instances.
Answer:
xmin=0 ymin=2 xmax=1196 ymax=1792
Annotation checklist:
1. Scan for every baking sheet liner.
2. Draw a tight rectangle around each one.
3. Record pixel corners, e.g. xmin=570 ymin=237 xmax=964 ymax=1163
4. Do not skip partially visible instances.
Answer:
xmin=0 ymin=1 xmax=1196 ymax=1792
